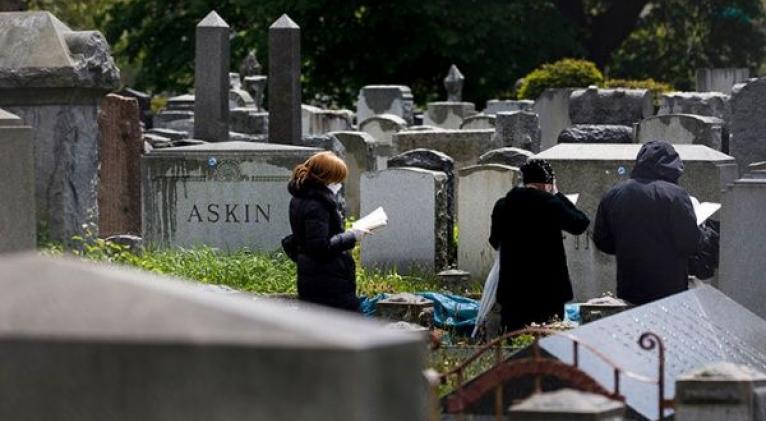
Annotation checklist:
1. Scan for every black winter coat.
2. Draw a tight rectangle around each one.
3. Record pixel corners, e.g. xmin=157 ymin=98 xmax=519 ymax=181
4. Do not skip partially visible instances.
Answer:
xmin=593 ymin=142 xmax=701 ymax=305
xmin=489 ymin=187 xmax=590 ymax=328
xmin=288 ymin=180 xmax=359 ymax=311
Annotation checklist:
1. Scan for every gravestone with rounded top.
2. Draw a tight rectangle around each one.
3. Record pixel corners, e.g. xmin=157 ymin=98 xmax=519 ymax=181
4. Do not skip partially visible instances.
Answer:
xmin=359 ymin=114 xmax=407 ymax=145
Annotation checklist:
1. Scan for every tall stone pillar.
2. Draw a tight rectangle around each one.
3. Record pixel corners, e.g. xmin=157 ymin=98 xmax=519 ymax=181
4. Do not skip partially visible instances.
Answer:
xmin=268 ymin=14 xmax=301 ymax=145
xmin=194 ymin=11 xmax=230 ymax=142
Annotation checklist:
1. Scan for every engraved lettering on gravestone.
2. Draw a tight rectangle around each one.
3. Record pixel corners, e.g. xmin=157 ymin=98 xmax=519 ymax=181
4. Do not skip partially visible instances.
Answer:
xmin=187 ymin=204 xmax=271 ymax=224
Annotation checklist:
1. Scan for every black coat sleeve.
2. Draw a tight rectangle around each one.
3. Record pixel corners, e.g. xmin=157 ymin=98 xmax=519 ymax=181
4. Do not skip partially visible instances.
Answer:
xmin=593 ymin=195 xmax=616 ymax=255
xmin=302 ymin=203 xmax=356 ymax=257
xmin=488 ymin=198 xmax=505 ymax=250
xmin=670 ymin=193 xmax=701 ymax=257
xmin=552 ymin=193 xmax=590 ymax=235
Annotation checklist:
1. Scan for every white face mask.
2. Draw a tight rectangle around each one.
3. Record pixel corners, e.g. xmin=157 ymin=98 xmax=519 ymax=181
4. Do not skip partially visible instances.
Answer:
xmin=327 ymin=183 xmax=342 ymax=195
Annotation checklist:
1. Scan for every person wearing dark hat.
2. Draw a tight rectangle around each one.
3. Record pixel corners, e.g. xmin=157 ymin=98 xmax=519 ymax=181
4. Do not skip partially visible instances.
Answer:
xmin=593 ymin=141 xmax=701 ymax=305
xmin=489 ymin=159 xmax=590 ymax=332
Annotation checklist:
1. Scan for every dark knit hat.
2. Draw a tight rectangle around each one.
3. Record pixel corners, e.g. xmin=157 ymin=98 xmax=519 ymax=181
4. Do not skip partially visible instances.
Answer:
xmin=521 ymin=159 xmax=555 ymax=184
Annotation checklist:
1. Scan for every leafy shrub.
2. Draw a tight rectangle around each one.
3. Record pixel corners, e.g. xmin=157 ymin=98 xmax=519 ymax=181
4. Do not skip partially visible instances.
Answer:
xmin=603 ymin=78 xmax=674 ymax=105
xmin=517 ymin=58 xmax=604 ymax=100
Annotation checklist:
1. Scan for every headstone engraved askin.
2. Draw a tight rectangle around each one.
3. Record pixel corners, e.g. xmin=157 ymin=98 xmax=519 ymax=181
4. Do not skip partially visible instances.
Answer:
xmin=142 ymin=142 xmax=319 ymax=250
xmin=541 ymin=285 xmax=766 ymax=421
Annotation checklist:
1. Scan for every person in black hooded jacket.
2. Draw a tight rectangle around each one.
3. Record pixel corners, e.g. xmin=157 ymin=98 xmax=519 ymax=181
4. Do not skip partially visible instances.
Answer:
xmin=489 ymin=159 xmax=590 ymax=332
xmin=593 ymin=141 xmax=701 ymax=305
xmin=285 ymin=151 xmax=367 ymax=312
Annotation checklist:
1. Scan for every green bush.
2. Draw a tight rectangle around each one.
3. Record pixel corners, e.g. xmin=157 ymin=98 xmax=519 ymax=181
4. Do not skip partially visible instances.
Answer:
xmin=517 ymin=58 xmax=604 ymax=100
xmin=602 ymin=78 xmax=674 ymax=102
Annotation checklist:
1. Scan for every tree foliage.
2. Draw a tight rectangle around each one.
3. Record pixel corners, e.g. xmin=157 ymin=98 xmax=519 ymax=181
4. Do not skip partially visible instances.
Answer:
xmin=517 ymin=58 xmax=604 ymax=100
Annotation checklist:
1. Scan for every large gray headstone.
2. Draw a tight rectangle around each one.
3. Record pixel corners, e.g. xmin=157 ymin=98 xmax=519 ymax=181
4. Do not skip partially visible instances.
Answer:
xmin=534 ymin=144 xmax=738 ymax=300
xmin=569 ymin=86 xmax=653 ymax=126
xmin=392 ymin=129 xmax=497 ymax=169
xmin=658 ymin=92 xmax=730 ymax=121
xmin=359 ymin=114 xmax=406 ymax=145
xmin=457 ymin=164 xmax=519 ymax=280
xmin=459 ymin=114 xmax=495 ymax=130
xmin=356 ymin=85 xmax=414 ymax=126
xmin=360 ymin=168 xmax=450 ymax=274
xmin=541 ymin=285 xmax=766 ymax=420
xmin=635 ymin=114 xmax=726 ymax=152
xmin=719 ymin=178 xmax=766 ymax=320
xmin=0 ymin=11 xmax=119 ymax=243
xmin=477 ymin=147 xmax=533 ymax=167
xmin=301 ymin=105 xmax=353 ymax=136
xmin=483 ymin=99 xmax=534 ymax=116
xmin=0 ymin=253 xmax=427 ymax=421
xmin=494 ymin=111 xmax=541 ymax=152
xmin=558 ymin=124 xmax=633 ymax=144
xmin=730 ymin=77 xmax=766 ymax=172
xmin=0 ymin=108 xmax=35 ymax=252
xmin=534 ymin=88 xmax=573 ymax=151
xmin=268 ymin=14 xmax=302 ymax=145
xmin=193 ymin=11 xmax=230 ymax=142
xmin=141 ymin=141 xmax=319 ymax=250
xmin=696 ymin=68 xmax=750 ymax=94
xmin=422 ymin=102 xmax=476 ymax=130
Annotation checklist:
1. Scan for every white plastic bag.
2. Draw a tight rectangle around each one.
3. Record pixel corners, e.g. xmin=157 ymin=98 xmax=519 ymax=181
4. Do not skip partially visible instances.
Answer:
xmin=472 ymin=249 xmax=500 ymax=337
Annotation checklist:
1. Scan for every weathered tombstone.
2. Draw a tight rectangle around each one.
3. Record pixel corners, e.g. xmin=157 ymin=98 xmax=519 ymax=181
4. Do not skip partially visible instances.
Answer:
xmin=230 ymin=107 xmax=268 ymax=136
xmin=534 ymin=88 xmax=573 ymax=151
xmin=328 ymin=131 xmax=377 ymax=218
xmin=119 ymin=88 xmax=153 ymax=129
xmin=534 ymin=144 xmax=738 ymax=300
xmin=675 ymin=362 xmax=766 ymax=421
xmin=0 ymin=11 xmax=119 ymax=243
xmin=508 ymin=389 xmax=626 ymax=420
xmin=457 ymin=164 xmax=520 ymax=280
xmin=268 ymin=14 xmax=302 ymax=145
xmin=483 ymin=99 xmax=534 ymax=116
xmin=97 ymin=94 xmax=142 ymax=238
xmin=718 ymin=177 xmax=766 ymax=320
xmin=541 ymin=285 xmax=766 ymax=420
xmin=356 ymin=85 xmax=414 ymax=125
xmin=359 ymin=114 xmax=407 ymax=145
xmin=229 ymin=88 xmax=254 ymax=109
xmin=360 ymin=168 xmax=450 ymax=274
xmin=658 ymin=92 xmax=730 ymax=120
xmin=635 ymin=114 xmax=726 ymax=152
xmin=558 ymin=125 xmax=634 ymax=144
xmin=0 ymin=253 xmax=428 ymax=421
xmin=423 ymin=102 xmax=477 ymax=129
xmin=477 ymin=147 xmax=533 ymax=167
xmin=494 ymin=111 xmax=541 ymax=152
xmin=392 ymin=129 xmax=496 ymax=169
xmin=142 ymin=142 xmax=319 ymax=250
xmin=459 ymin=114 xmax=495 ymax=130
xmin=729 ymin=77 xmax=766 ymax=172
xmin=444 ymin=64 xmax=464 ymax=102
xmin=0 ymin=108 xmax=35 ymax=252
xmin=240 ymin=49 xmax=267 ymax=111
xmin=194 ymin=11 xmax=230 ymax=142
xmin=301 ymin=105 xmax=353 ymax=135
xmin=569 ymin=86 xmax=653 ymax=126
xmin=696 ymin=68 xmax=750 ymax=94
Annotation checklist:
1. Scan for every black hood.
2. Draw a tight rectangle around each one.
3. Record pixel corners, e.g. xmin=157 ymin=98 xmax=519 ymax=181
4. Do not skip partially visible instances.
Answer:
xmin=288 ymin=179 xmax=335 ymax=204
xmin=631 ymin=141 xmax=684 ymax=183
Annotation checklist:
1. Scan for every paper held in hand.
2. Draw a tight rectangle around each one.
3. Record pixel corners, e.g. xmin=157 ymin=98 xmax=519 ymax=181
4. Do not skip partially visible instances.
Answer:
xmin=690 ymin=196 xmax=721 ymax=225
xmin=565 ymin=193 xmax=579 ymax=204
xmin=352 ymin=207 xmax=388 ymax=232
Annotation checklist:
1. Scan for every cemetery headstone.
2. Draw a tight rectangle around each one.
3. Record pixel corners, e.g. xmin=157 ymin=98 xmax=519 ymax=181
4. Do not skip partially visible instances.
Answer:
xmin=635 ymin=114 xmax=726 ymax=152
xmin=97 ymin=94 xmax=142 ymax=238
xmin=240 ymin=50 xmax=267 ymax=112
xmin=477 ymin=147 xmax=533 ymax=167
xmin=119 ymin=88 xmax=153 ymax=129
xmin=457 ymin=164 xmax=520 ymax=280
xmin=328 ymin=131 xmax=377 ymax=218
xmin=356 ymin=85 xmax=414 ymax=125
xmin=534 ymin=144 xmax=738 ymax=300
xmin=359 ymin=114 xmax=407 ymax=145
xmin=459 ymin=114 xmax=495 ymax=130
xmin=696 ymin=68 xmax=750 ymax=94
xmin=494 ymin=111 xmax=541 ymax=152
xmin=230 ymin=107 xmax=268 ymax=136
xmin=0 ymin=108 xmax=35 ymax=252
xmin=508 ymin=389 xmax=626 ymax=421
xmin=194 ymin=11 xmax=230 ymax=142
xmin=569 ymin=86 xmax=653 ymax=126
xmin=360 ymin=168 xmax=450 ymax=274
xmin=534 ymin=88 xmax=573 ymax=151
xmin=423 ymin=102 xmax=477 ymax=130
xmin=0 ymin=11 xmax=119 ymax=243
xmin=729 ymin=77 xmax=766 ymax=172
xmin=558 ymin=124 xmax=633 ymax=144
xmin=540 ymin=285 xmax=766 ymax=420
xmin=444 ymin=64 xmax=464 ymax=102
xmin=483 ymin=99 xmax=534 ymax=116
xmin=392 ymin=129 xmax=497 ymax=169
xmin=0 ymin=253 xmax=428 ymax=421
xmin=659 ymin=92 xmax=730 ymax=121
xmin=301 ymin=105 xmax=353 ymax=135
xmin=142 ymin=141 xmax=319 ymax=250
xmin=675 ymin=362 xmax=766 ymax=421
xmin=268 ymin=14 xmax=302 ymax=145
xmin=719 ymin=177 xmax=766 ymax=320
